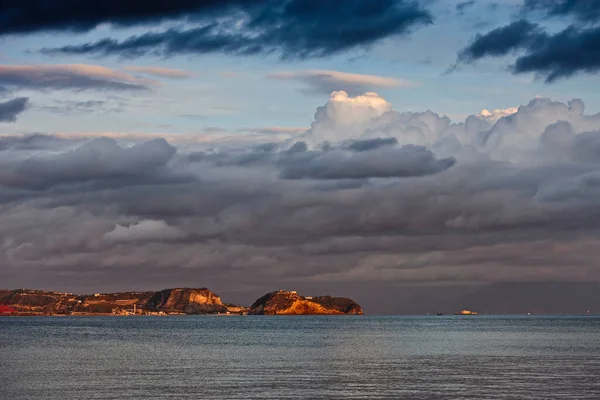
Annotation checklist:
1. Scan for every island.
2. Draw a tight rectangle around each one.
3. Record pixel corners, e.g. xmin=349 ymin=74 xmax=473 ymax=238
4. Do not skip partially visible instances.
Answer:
xmin=249 ymin=290 xmax=363 ymax=315
xmin=0 ymin=288 xmax=363 ymax=316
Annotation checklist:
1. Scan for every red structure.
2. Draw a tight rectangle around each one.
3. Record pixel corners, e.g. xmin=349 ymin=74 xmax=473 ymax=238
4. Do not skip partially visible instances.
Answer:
xmin=0 ymin=305 xmax=17 ymax=314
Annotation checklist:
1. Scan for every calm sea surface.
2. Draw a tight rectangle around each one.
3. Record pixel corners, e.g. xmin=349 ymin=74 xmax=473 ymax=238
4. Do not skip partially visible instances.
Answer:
xmin=1 ymin=316 xmax=600 ymax=399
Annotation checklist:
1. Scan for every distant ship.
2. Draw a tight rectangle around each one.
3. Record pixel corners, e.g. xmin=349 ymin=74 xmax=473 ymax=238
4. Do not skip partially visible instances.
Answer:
xmin=454 ymin=309 xmax=478 ymax=315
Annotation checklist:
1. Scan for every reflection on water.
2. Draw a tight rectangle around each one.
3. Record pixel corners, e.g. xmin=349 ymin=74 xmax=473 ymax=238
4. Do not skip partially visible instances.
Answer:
xmin=1 ymin=316 xmax=600 ymax=399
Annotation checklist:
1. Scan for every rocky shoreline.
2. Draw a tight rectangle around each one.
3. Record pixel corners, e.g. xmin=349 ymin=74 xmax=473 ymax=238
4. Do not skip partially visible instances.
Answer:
xmin=0 ymin=288 xmax=363 ymax=316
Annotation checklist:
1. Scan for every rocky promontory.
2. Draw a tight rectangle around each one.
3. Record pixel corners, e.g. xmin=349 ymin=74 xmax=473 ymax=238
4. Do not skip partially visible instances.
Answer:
xmin=145 ymin=288 xmax=229 ymax=314
xmin=0 ymin=288 xmax=363 ymax=316
xmin=249 ymin=290 xmax=363 ymax=315
xmin=0 ymin=288 xmax=245 ymax=316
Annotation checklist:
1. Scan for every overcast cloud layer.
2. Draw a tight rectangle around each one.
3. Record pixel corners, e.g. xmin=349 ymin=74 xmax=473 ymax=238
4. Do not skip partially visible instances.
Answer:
xmin=3 ymin=91 xmax=600 ymax=312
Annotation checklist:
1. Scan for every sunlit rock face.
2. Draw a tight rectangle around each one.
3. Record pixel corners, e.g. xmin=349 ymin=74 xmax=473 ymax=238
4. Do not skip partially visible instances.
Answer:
xmin=0 ymin=288 xmax=240 ymax=315
xmin=146 ymin=288 xmax=229 ymax=314
xmin=249 ymin=290 xmax=363 ymax=315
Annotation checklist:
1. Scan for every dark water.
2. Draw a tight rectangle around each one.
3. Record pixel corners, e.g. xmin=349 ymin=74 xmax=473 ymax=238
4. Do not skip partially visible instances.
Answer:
xmin=1 ymin=316 xmax=600 ymax=399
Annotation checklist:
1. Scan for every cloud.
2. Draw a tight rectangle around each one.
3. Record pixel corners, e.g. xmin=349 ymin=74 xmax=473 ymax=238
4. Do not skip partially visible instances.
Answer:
xmin=211 ymin=106 xmax=242 ymax=113
xmin=523 ymin=0 xmax=600 ymax=23
xmin=39 ymin=100 xmax=123 ymax=116
xmin=291 ymin=92 xmax=600 ymax=164
xmin=298 ymin=91 xmax=393 ymax=146
xmin=477 ymin=107 xmax=518 ymax=122
xmin=346 ymin=137 xmax=398 ymax=152
xmin=267 ymin=70 xmax=416 ymax=95
xmin=0 ymin=133 xmax=80 ymax=152
xmin=4 ymin=93 xmax=600 ymax=312
xmin=512 ymin=25 xmax=600 ymax=82
xmin=0 ymin=137 xmax=177 ymax=190
xmin=457 ymin=20 xmax=542 ymax=63
xmin=456 ymin=4 xmax=600 ymax=82
xmin=240 ymin=126 xmax=307 ymax=135
xmin=123 ymin=66 xmax=194 ymax=79
xmin=279 ymin=144 xmax=456 ymax=180
xmin=456 ymin=0 xmax=476 ymax=15
xmin=0 ymin=0 xmax=257 ymax=35
xmin=39 ymin=0 xmax=432 ymax=59
xmin=104 ymin=220 xmax=185 ymax=242
xmin=0 ymin=97 xmax=29 ymax=122
xmin=0 ymin=64 xmax=157 ymax=92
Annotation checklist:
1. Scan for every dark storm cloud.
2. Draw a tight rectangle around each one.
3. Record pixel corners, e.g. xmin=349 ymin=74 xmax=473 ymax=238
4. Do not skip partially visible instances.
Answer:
xmin=0 ymin=0 xmax=260 ymax=35
xmin=458 ymin=20 xmax=542 ymax=62
xmin=347 ymin=137 xmax=398 ymax=152
xmin=458 ymin=1 xmax=600 ymax=82
xmin=0 ymin=137 xmax=177 ymax=190
xmin=512 ymin=25 xmax=600 ymax=82
xmin=39 ymin=0 xmax=432 ymax=59
xmin=0 ymin=97 xmax=29 ymax=122
xmin=2 ymin=140 xmax=599 ymax=286
xmin=279 ymin=145 xmax=456 ymax=180
xmin=187 ymin=138 xmax=449 ymax=178
xmin=458 ymin=20 xmax=600 ymax=82
xmin=523 ymin=0 xmax=600 ymax=23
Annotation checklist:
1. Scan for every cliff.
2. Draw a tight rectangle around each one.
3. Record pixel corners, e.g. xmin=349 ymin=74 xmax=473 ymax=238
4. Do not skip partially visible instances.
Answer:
xmin=0 ymin=288 xmax=244 ymax=315
xmin=249 ymin=290 xmax=363 ymax=315
xmin=145 ymin=288 xmax=229 ymax=314
xmin=0 ymin=288 xmax=363 ymax=316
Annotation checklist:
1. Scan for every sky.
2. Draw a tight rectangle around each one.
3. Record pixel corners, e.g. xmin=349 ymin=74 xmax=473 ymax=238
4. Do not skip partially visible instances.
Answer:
xmin=2 ymin=0 xmax=600 ymax=314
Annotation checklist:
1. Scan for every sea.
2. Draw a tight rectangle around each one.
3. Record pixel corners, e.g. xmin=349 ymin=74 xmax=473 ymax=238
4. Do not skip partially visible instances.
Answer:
xmin=1 ymin=315 xmax=599 ymax=399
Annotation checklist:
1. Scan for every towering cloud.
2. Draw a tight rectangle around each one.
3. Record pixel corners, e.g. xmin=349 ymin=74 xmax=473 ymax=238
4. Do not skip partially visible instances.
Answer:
xmin=299 ymin=91 xmax=393 ymax=146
